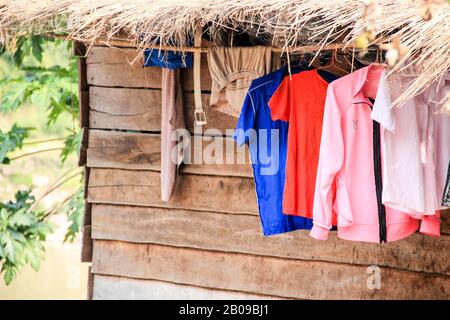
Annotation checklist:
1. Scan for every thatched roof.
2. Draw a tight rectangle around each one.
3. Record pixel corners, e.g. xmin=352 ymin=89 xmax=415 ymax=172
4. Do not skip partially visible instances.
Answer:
xmin=0 ymin=0 xmax=449 ymax=107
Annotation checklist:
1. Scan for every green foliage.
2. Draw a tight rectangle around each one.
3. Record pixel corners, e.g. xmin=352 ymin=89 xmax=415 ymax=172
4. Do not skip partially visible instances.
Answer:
xmin=0 ymin=190 xmax=53 ymax=285
xmin=0 ymin=35 xmax=79 ymax=159
xmin=13 ymin=35 xmax=44 ymax=66
xmin=63 ymin=188 xmax=84 ymax=243
xmin=0 ymin=35 xmax=83 ymax=285
xmin=0 ymin=124 xmax=32 ymax=164
xmin=61 ymin=129 xmax=82 ymax=165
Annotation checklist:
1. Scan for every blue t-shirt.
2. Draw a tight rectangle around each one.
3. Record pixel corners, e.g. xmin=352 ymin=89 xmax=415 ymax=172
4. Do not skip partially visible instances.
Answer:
xmin=233 ymin=66 xmax=313 ymax=236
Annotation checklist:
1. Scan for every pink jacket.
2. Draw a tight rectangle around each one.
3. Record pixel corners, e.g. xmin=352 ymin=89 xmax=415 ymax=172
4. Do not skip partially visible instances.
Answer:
xmin=310 ymin=65 xmax=440 ymax=243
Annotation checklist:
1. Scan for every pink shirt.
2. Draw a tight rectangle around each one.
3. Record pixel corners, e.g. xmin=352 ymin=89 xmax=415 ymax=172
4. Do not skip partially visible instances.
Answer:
xmin=371 ymin=70 xmax=450 ymax=216
xmin=311 ymin=64 xmax=440 ymax=243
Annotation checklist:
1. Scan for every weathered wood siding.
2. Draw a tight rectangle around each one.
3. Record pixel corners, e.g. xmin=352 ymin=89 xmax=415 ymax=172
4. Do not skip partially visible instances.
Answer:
xmin=82 ymin=46 xmax=450 ymax=300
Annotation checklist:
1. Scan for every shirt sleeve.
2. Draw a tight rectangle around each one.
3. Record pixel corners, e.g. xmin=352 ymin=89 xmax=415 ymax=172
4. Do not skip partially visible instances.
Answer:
xmin=233 ymin=90 xmax=256 ymax=146
xmin=371 ymin=70 xmax=395 ymax=132
xmin=268 ymin=77 xmax=292 ymax=122
xmin=310 ymin=84 xmax=345 ymax=240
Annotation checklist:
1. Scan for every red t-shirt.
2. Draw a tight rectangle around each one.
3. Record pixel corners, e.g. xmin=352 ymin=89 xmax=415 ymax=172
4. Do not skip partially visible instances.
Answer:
xmin=268 ymin=69 xmax=330 ymax=218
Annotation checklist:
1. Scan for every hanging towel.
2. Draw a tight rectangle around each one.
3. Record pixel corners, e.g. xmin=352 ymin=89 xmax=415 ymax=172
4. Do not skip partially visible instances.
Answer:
xmin=161 ymin=68 xmax=186 ymax=201
xmin=208 ymin=46 xmax=272 ymax=118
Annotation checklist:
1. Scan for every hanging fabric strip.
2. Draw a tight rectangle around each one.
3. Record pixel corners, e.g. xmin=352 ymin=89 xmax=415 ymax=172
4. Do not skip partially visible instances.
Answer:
xmin=161 ymin=68 xmax=186 ymax=201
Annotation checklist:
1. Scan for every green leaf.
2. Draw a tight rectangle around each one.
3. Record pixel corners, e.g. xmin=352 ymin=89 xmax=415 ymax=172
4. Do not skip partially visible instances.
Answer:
xmin=0 ymin=82 xmax=29 ymax=112
xmin=30 ymin=88 xmax=51 ymax=109
xmin=31 ymin=36 xmax=44 ymax=62
xmin=9 ymin=208 xmax=34 ymax=227
xmin=1 ymin=233 xmax=15 ymax=263
xmin=30 ymin=221 xmax=53 ymax=239
xmin=12 ymin=36 xmax=27 ymax=66
xmin=10 ymin=230 xmax=27 ymax=243
xmin=0 ymin=125 xmax=32 ymax=164
xmin=2 ymin=263 xmax=16 ymax=285
xmin=60 ymin=130 xmax=82 ymax=164
xmin=63 ymin=188 xmax=84 ymax=243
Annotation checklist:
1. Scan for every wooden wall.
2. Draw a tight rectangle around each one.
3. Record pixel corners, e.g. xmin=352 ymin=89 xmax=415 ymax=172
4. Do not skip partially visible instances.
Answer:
xmin=79 ymin=45 xmax=450 ymax=300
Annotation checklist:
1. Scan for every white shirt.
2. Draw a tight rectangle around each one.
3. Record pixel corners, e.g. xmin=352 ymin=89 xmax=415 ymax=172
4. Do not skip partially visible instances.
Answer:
xmin=371 ymin=70 xmax=450 ymax=216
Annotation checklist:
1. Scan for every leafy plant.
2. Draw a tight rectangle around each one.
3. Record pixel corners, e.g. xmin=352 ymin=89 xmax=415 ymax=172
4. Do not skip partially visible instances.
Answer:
xmin=63 ymin=188 xmax=85 ymax=243
xmin=0 ymin=190 xmax=53 ymax=285
xmin=0 ymin=124 xmax=32 ymax=164
xmin=0 ymin=35 xmax=83 ymax=285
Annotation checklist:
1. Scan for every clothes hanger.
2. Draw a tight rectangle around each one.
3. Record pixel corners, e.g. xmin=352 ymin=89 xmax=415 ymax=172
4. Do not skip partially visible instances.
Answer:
xmin=316 ymin=49 xmax=349 ymax=77
xmin=331 ymin=49 xmax=350 ymax=75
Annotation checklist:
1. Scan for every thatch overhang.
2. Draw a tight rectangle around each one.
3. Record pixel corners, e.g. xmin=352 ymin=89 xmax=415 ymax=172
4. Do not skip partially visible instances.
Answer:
xmin=0 ymin=0 xmax=449 ymax=106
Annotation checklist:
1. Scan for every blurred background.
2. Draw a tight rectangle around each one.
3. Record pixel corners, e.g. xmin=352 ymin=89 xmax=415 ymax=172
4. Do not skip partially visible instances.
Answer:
xmin=0 ymin=37 xmax=89 ymax=299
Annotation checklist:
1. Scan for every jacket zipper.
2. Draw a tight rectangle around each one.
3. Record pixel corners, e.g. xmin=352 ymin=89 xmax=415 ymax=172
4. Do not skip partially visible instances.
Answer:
xmin=369 ymin=99 xmax=387 ymax=243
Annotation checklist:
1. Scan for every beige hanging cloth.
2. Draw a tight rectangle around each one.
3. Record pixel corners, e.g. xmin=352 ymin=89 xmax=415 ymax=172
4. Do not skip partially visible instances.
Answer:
xmin=160 ymin=68 xmax=186 ymax=201
xmin=207 ymin=46 xmax=273 ymax=118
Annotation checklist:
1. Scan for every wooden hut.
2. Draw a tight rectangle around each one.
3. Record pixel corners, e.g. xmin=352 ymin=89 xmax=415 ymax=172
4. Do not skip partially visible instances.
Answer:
xmin=1 ymin=1 xmax=449 ymax=300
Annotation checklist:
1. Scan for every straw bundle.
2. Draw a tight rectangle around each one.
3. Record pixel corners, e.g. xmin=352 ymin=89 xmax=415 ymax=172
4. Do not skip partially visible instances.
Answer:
xmin=0 ymin=0 xmax=449 ymax=107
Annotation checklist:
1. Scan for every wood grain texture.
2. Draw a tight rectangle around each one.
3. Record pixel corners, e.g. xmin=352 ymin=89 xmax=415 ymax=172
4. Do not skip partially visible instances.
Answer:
xmin=87 ymin=266 xmax=94 ymax=300
xmin=92 ymin=240 xmax=450 ymax=299
xmin=87 ymin=129 xmax=252 ymax=177
xmin=78 ymin=128 xmax=89 ymax=166
xmin=89 ymin=86 xmax=236 ymax=133
xmin=91 ymin=204 xmax=450 ymax=275
xmin=82 ymin=202 xmax=92 ymax=226
xmin=87 ymin=168 xmax=257 ymax=214
xmin=86 ymin=46 xmax=212 ymax=90
xmin=80 ymin=225 xmax=93 ymax=263
xmin=83 ymin=166 xmax=90 ymax=200
xmin=442 ymin=209 xmax=450 ymax=234
xmin=86 ymin=168 xmax=450 ymax=230
xmin=79 ymin=90 xmax=89 ymax=128
xmin=93 ymin=275 xmax=281 ymax=300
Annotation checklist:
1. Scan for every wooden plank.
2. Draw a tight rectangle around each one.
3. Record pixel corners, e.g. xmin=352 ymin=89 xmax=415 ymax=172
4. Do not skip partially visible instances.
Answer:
xmin=87 ymin=130 xmax=160 ymax=170
xmin=91 ymin=204 xmax=450 ymax=276
xmin=87 ymin=130 xmax=252 ymax=177
xmin=73 ymin=41 xmax=87 ymax=57
xmin=93 ymin=275 xmax=281 ymax=300
xmin=91 ymin=240 xmax=450 ymax=299
xmin=80 ymin=225 xmax=93 ymax=263
xmin=442 ymin=209 xmax=450 ymax=235
xmin=85 ymin=168 xmax=450 ymax=226
xmin=89 ymin=87 xmax=161 ymax=132
xmin=83 ymin=166 xmax=90 ymax=200
xmin=87 ymin=266 xmax=94 ymax=300
xmin=82 ymin=202 xmax=92 ymax=226
xmin=86 ymin=46 xmax=211 ymax=90
xmin=78 ymin=57 xmax=88 ymax=91
xmin=78 ymin=128 xmax=89 ymax=166
xmin=87 ymin=168 xmax=257 ymax=214
xmin=79 ymin=90 xmax=89 ymax=128
xmin=89 ymin=86 xmax=236 ymax=133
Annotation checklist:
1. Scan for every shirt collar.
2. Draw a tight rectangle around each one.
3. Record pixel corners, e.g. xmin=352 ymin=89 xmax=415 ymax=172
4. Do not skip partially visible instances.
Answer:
xmin=352 ymin=64 xmax=385 ymax=100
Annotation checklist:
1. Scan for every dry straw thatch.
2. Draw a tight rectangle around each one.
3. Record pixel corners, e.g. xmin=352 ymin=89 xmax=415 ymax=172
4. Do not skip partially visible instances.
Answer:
xmin=0 ymin=0 xmax=449 ymax=107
